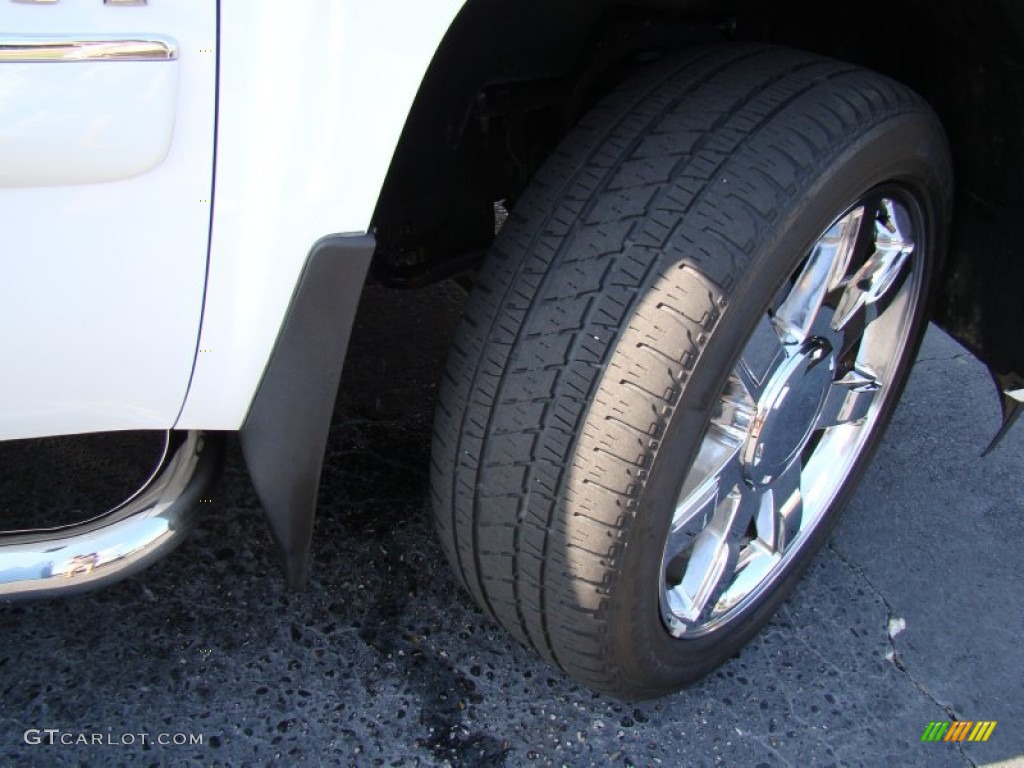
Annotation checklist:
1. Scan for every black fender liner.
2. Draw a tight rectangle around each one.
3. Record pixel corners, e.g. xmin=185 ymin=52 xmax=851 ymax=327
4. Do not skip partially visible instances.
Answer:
xmin=240 ymin=234 xmax=374 ymax=588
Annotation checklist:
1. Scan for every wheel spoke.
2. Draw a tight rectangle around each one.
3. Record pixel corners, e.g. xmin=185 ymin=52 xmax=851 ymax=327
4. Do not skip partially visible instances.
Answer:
xmin=756 ymin=459 xmax=803 ymax=555
xmin=664 ymin=472 xmax=719 ymax=567
xmin=736 ymin=315 xmax=789 ymax=399
xmin=772 ymin=207 xmax=863 ymax=345
xmin=672 ymin=427 xmax=744 ymax=524
xmin=832 ymin=202 xmax=914 ymax=332
xmin=668 ymin=459 xmax=756 ymax=624
xmin=815 ymin=369 xmax=881 ymax=429
xmin=832 ymin=296 xmax=870 ymax=369
xmin=735 ymin=359 xmax=764 ymax=401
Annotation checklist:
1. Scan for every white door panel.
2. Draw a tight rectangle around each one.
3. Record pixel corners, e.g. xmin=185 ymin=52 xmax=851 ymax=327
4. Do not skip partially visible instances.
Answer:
xmin=0 ymin=1 xmax=216 ymax=439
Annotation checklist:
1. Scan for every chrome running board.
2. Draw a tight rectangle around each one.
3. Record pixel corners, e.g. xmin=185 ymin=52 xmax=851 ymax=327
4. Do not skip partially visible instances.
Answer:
xmin=0 ymin=431 xmax=222 ymax=599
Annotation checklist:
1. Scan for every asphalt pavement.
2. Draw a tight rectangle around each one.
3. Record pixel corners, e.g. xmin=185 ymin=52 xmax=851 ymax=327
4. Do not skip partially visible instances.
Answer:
xmin=0 ymin=282 xmax=1020 ymax=767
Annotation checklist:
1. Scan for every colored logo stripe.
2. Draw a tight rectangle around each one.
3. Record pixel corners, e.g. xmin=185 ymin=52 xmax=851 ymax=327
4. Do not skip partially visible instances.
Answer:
xmin=969 ymin=722 xmax=997 ymax=742
xmin=921 ymin=721 xmax=996 ymax=742
xmin=922 ymin=722 xmax=949 ymax=741
xmin=945 ymin=721 xmax=972 ymax=741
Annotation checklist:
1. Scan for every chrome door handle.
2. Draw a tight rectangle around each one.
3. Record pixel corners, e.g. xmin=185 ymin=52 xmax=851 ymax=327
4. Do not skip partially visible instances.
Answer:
xmin=0 ymin=34 xmax=176 ymax=62
xmin=9 ymin=1 xmax=149 ymax=4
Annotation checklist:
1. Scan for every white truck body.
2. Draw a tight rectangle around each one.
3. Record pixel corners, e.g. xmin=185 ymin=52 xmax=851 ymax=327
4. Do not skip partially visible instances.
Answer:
xmin=0 ymin=0 xmax=464 ymax=439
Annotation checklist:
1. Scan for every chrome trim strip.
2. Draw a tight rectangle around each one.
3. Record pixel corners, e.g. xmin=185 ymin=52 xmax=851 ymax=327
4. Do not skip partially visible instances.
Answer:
xmin=0 ymin=431 xmax=222 ymax=600
xmin=0 ymin=34 xmax=177 ymax=62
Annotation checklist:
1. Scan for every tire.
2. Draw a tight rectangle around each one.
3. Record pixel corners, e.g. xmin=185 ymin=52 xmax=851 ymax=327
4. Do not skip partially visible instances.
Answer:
xmin=430 ymin=44 xmax=952 ymax=699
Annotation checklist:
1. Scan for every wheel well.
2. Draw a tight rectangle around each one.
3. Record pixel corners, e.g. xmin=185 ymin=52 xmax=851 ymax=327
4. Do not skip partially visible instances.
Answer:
xmin=371 ymin=0 xmax=1024 ymax=379
xmin=369 ymin=0 xmax=731 ymax=286
xmin=737 ymin=0 xmax=1024 ymax=381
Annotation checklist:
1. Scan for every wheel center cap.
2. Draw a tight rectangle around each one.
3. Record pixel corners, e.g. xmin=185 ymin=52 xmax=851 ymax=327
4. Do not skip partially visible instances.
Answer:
xmin=743 ymin=338 xmax=834 ymax=486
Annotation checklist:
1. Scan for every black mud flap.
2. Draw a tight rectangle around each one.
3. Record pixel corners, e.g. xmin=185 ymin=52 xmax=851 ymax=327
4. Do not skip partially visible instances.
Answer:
xmin=239 ymin=234 xmax=374 ymax=588
xmin=983 ymin=372 xmax=1024 ymax=457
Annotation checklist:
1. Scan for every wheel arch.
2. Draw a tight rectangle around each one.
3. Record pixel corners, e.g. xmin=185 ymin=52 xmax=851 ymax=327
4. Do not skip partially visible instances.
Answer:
xmin=369 ymin=0 xmax=731 ymax=286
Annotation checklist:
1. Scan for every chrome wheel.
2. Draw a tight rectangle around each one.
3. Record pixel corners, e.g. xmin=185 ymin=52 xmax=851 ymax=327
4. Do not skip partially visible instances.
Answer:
xmin=661 ymin=193 xmax=923 ymax=638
